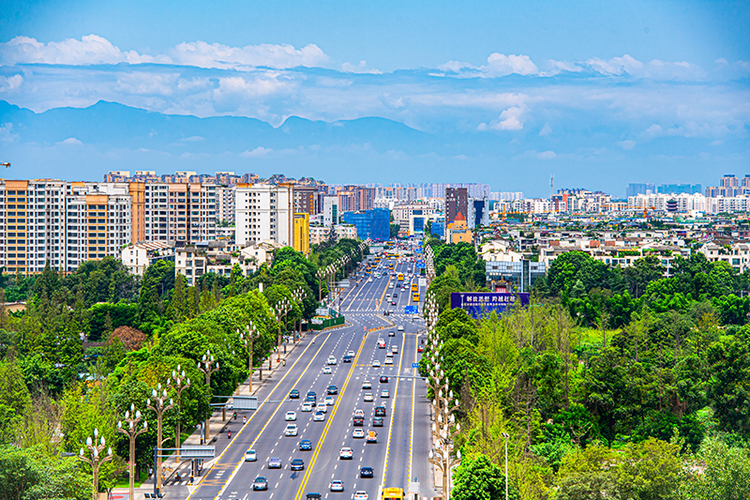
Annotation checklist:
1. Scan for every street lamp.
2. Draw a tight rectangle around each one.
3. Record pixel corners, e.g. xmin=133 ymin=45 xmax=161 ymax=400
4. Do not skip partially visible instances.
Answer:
xmin=239 ymin=321 xmax=258 ymax=389
xmin=292 ymin=288 xmax=306 ymax=342
xmin=502 ymin=432 xmax=510 ymax=500
xmin=197 ymin=350 xmax=220 ymax=443
xmin=117 ymin=405 xmax=148 ymax=500
xmin=146 ymin=384 xmax=175 ymax=492
xmin=168 ymin=365 xmax=191 ymax=460
xmin=275 ymin=298 xmax=291 ymax=359
xmin=78 ymin=428 xmax=113 ymax=500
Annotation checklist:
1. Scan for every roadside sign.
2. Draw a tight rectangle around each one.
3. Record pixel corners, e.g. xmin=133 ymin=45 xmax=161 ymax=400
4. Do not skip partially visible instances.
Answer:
xmin=412 ymin=363 xmax=419 ymax=368
xmin=404 ymin=305 xmax=419 ymax=314
xmin=179 ymin=446 xmax=215 ymax=459
xmin=233 ymin=396 xmax=258 ymax=410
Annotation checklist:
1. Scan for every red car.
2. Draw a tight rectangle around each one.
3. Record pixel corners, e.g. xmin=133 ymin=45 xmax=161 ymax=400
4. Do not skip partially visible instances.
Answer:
xmin=417 ymin=345 xmax=424 ymax=353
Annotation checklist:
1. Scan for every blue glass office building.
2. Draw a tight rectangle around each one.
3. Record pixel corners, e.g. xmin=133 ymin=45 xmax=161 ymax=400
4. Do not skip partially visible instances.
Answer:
xmin=342 ymin=208 xmax=390 ymax=241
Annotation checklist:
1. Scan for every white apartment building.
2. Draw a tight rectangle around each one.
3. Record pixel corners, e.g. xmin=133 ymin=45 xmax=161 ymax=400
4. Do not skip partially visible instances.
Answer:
xmin=121 ymin=241 xmax=175 ymax=275
xmin=235 ymin=183 xmax=294 ymax=247
xmin=699 ymin=242 xmax=750 ymax=273
xmin=627 ymin=193 xmax=750 ymax=214
xmin=144 ymin=183 xmax=218 ymax=243
xmin=174 ymin=240 xmax=280 ymax=285
xmin=323 ymin=196 xmax=339 ymax=226
xmin=309 ymin=224 xmax=357 ymax=245
xmin=217 ymin=185 xmax=236 ymax=224
xmin=0 ymin=179 xmax=132 ymax=273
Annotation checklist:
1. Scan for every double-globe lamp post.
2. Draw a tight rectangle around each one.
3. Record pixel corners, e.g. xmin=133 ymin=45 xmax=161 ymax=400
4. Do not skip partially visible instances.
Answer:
xmin=146 ymin=384 xmax=175 ymax=492
xmin=78 ymin=428 xmax=114 ymax=500
xmin=239 ymin=321 xmax=258 ymax=390
xmin=117 ymin=405 xmax=148 ymax=500
xmin=198 ymin=350 xmax=220 ymax=443
xmin=168 ymin=365 xmax=191 ymax=460
xmin=275 ymin=298 xmax=291 ymax=360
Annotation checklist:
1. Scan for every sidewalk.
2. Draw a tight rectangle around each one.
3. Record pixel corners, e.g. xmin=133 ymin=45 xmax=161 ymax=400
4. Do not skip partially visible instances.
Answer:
xmin=120 ymin=331 xmax=312 ymax=500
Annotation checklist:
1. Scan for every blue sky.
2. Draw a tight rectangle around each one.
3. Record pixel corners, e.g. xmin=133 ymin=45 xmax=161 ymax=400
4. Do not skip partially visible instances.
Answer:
xmin=0 ymin=0 xmax=749 ymax=196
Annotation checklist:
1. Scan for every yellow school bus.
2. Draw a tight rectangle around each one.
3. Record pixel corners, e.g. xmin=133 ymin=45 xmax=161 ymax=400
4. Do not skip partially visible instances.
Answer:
xmin=412 ymin=291 xmax=420 ymax=302
xmin=411 ymin=282 xmax=418 ymax=292
xmin=382 ymin=488 xmax=404 ymax=500
xmin=397 ymin=273 xmax=404 ymax=281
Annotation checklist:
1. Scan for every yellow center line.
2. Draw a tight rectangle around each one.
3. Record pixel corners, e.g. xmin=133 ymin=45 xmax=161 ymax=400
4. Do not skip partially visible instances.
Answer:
xmin=408 ymin=331 xmax=419 ymax=483
xmin=195 ymin=330 xmax=335 ymax=500
xmin=294 ymin=325 xmax=370 ymax=500
xmin=379 ymin=329 xmax=407 ymax=493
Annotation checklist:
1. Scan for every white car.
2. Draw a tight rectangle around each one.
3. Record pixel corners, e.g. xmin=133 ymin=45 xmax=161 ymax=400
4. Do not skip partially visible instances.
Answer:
xmin=314 ymin=411 xmax=326 ymax=421
xmin=385 ymin=351 xmax=393 ymax=358
xmin=353 ymin=409 xmax=365 ymax=417
xmin=397 ymin=325 xmax=404 ymax=331
xmin=317 ymin=403 xmax=327 ymax=413
xmin=381 ymin=389 xmax=390 ymax=398
xmin=384 ymin=357 xmax=393 ymax=365
xmin=325 ymin=396 xmax=335 ymax=406
xmin=372 ymin=360 xmax=381 ymax=368
xmin=353 ymin=428 xmax=365 ymax=438
xmin=363 ymin=393 xmax=374 ymax=402
xmin=323 ymin=366 xmax=332 ymax=374
xmin=285 ymin=424 xmax=298 ymax=436
xmin=347 ymin=350 xmax=355 ymax=357
xmin=391 ymin=346 xmax=398 ymax=354
xmin=354 ymin=491 xmax=368 ymax=500
xmin=327 ymin=356 xmax=337 ymax=365
xmin=339 ymin=447 xmax=353 ymax=459
xmin=245 ymin=448 xmax=257 ymax=462
xmin=330 ymin=480 xmax=345 ymax=492
xmin=362 ymin=380 xmax=372 ymax=389
xmin=368 ymin=278 xmax=373 ymax=283
xmin=301 ymin=403 xmax=313 ymax=412
xmin=285 ymin=411 xmax=297 ymax=421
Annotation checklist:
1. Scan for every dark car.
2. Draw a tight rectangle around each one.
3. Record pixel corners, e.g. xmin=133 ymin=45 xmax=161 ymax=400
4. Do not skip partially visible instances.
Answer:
xmin=360 ymin=466 xmax=374 ymax=478
xmin=253 ymin=476 xmax=268 ymax=491
xmin=289 ymin=389 xmax=300 ymax=399
xmin=388 ymin=331 xmax=395 ymax=337
xmin=307 ymin=391 xmax=317 ymax=399
xmin=373 ymin=416 xmax=384 ymax=427
xmin=353 ymin=416 xmax=364 ymax=426
xmin=343 ymin=355 xmax=353 ymax=363
xmin=380 ymin=375 xmax=389 ymax=383
xmin=291 ymin=458 xmax=305 ymax=471
xmin=299 ymin=439 xmax=313 ymax=451
xmin=374 ymin=406 xmax=386 ymax=417
xmin=391 ymin=301 xmax=397 ymax=306
xmin=327 ymin=385 xmax=338 ymax=395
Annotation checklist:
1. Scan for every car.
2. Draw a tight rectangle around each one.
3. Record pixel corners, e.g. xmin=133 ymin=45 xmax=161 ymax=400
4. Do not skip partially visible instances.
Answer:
xmin=343 ymin=355 xmax=353 ymax=363
xmin=353 ymin=415 xmax=364 ymax=426
xmin=317 ymin=403 xmax=327 ymax=413
xmin=291 ymin=458 xmax=305 ymax=471
xmin=289 ymin=389 xmax=300 ymax=399
xmin=368 ymin=278 xmax=373 ymax=283
xmin=391 ymin=346 xmax=398 ymax=354
xmin=323 ymin=366 xmax=332 ymax=374
xmin=299 ymin=439 xmax=313 ymax=451
xmin=330 ymin=480 xmax=344 ymax=492
xmin=268 ymin=457 xmax=282 ymax=468
xmin=354 ymin=491 xmax=369 ymax=500
xmin=393 ymin=293 xmax=398 ymax=298
xmin=304 ymin=398 xmax=316 ymax=408
xmin=301 ymin=403 xmax=313 ymax=412
xmin=363 ymin=393 xmax=374 ymax=402
xmin=386 ymin=350 xmax=393 ymax=358
xmin=327 ymin=356 xmax=337 ymax=365
xmin=245 ymin=448 xmax=257 ymax=462
xmin=353 ymin=428 xmax=365 ymax=438
xmin=285 ymin=411 xmax=297 ymax=421
xmin=307 ymin=390 xmax=317 ymax=398
xmin=373 ymin=416 xmax=384 ymax=427
xmin=378 ymin=340 xmax=386 ymax=349
xmin=366 ymin=431 xmax=378 ymax=443
xmin=418 ymin=345 xmax=424 ymax=353
xmin=397 ymin=325 xmax=404 ymax=331
xmin=388 ymin=331 xmax=395 ymax=337
xmin=348 ymin=350 xmax=355 ymax=357
xmin=314 ymin=411 xmax=326 ymax=421
xmin=372 ymin=360 xmax=381 ymax=367
xmin=339 ymin=447 xmax=353 ymax=459
xmin=380 ymin=375 xmax=389 ymax=383
xmin=381 ymin=389 xmax=390 ymax=398
xmin=252 ymin=476 xmax=268 ymax=491
xmin=360 ymin=466 xmax=374 ymax=477
xmin=285 ymin=424 xmax=298 ymax=436
xmin=391 ymin=301 xmax=397 ymax=306
xmin=362 ymin=380 xmax=372 ymax=389
xmin=354 ymin=409 xmax=365 ymax=417
xmin=375 ymin=406 xmax=386 ymax=416
xmin=323 ymin=396 xmax=333 ymax=406
xmin=384 ymin=358 xmax=393 ymax=365
xmin=327 ymin=385 xmax=338 ymax=395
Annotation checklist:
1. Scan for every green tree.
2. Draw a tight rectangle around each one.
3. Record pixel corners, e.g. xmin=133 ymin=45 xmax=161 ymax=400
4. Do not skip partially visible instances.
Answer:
xmin=681 ymin=437 xmax=750 ymax=500
xmin=624 ymin=256 xmax=665 ymax=298
xmin=452 ymin=454 xmax=519 ymax=500
xmin=706 ymin=332 xmax=750 ymax=438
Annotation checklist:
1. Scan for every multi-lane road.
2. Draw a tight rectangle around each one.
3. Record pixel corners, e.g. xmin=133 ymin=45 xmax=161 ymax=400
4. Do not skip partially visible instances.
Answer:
xmin=186 ymin=256 xmax=436 ymax=500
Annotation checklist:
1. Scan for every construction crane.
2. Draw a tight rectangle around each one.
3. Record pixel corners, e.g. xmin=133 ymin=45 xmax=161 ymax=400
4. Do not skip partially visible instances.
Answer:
xmin=1 ymin=162 xmax=9 ymax=168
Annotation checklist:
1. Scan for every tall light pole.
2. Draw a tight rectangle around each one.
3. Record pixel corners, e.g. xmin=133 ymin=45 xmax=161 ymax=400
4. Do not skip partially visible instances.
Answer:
xmin=239 ymin=321 xmax=258 ymax=389
xmin=168 ymin=365 xmax=191 ymax=460
xmin=292 ymin=288 xmax=306 ymax=342
xmin=197 ymin=350 xmax=220 ymax=442
xmin=117 ymin=405 xmax=148 ymax=500
xmin=78 ymin=428 xmax=113 ymax=500
xmin=146 ymin=384 xmax=174 ymax=492
xmin=275 ymin=298 xmax=291 ymax=359
xmin=502 ymin=432 xmax=510 ymax=500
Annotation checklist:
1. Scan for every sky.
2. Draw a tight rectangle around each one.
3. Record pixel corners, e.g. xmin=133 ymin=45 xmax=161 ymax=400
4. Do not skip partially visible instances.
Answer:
xmin=0 ymin=0 xmax=749 ymax=197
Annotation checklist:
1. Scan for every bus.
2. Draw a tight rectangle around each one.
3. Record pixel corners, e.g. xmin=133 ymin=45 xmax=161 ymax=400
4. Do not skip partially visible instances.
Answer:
xmin=397 ymin=273 xmax=404 ymax=281
xmin=412 ymin=292 xmax=420 ymax=302
xmin=411 ymin=282 xmax=418 ymax=292
xmin=382 ymin=487 xmax=404 ymax=500
xmin=388 ymin=262 xmax=394 ymax=270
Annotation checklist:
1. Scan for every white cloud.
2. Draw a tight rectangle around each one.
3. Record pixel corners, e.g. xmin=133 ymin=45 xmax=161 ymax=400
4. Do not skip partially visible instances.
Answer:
xmin=0 ymin=123 xmax=19 ymax=142
xmin=170 ymin=40 xmax=328 ymax=69
xmin=618 ymin=140 xmax=636 ymax=150
xmin=710 ymin=139 xmax=724 ymax=146
xmin=485 ymin=53 xmax=538 ymax=77
xmin=586 ymin=54 xmax=644 ymax=76
xmin=0 ymin=74 xmax=23 ymax=91
xmin=341 ymin=60 xmax=381 ymax=74
xmin=240 ymin=146 xmax=273 ymax=158
xmin=58 ymin=137 xmax=82 ymax=146
xmin=0 ymin=35 xmax=162 ymax=66
xmin=478 ymin=105 xmax=526 ymax=131
xmin=539 ymin=123 xmax=552 ymax=136
xmin=115 ymin=72 xmax=179 ymax=95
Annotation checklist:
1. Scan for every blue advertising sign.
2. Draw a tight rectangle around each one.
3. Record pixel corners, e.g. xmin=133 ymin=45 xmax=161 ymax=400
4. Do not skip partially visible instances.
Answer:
xmin=450 ymin=292 xmax=530 ymax=319
xmin=412 ymin=363 xmax=419 ymax=368
xmin=404 ymin=305 xmax=419 ymax=315
xmin=415 ymin=262 xmax=426 ymax=269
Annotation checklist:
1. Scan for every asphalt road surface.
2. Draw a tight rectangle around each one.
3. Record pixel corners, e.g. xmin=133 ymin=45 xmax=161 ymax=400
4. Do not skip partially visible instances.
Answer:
xmin=185 ymin=251 xmax=436 ymax=500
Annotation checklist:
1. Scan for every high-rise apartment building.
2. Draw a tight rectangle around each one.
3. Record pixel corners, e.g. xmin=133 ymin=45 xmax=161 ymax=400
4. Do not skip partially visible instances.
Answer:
xmin=293 ymin=212 xmax=310 ymax=255
xmin=293 ymin=185 xmax=321 ymax=215
xmin=445 ymin=187 xmax=468 ymax=223
xmin=323 ymin=196 xmax=339 ymax=226
xmin=143 ymin=183 xmax=217 ymax=243
xmin=217 ymin=185 xmax=236 ymax=224
xmin=235 ymin=183 xmax=294 ymax=247
xmin=469 ymin=198 xmax=490 ymax=228
xmin=626 ymin=183 xmax=656 ymax=198
xmin=0 ymin=179 xmax=132 ymax=273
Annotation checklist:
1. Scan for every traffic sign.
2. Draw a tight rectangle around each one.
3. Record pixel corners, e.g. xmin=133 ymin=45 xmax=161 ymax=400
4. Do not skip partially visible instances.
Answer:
xmin=412 ymin=363 xmax=419 ymax=368
xmin=404 ymin=305 xmax=419 ymax=314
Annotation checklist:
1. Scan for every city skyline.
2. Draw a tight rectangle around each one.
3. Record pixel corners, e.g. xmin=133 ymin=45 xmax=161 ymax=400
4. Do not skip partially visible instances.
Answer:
xmin=1 ymin=1 xmax=748 ymax=196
